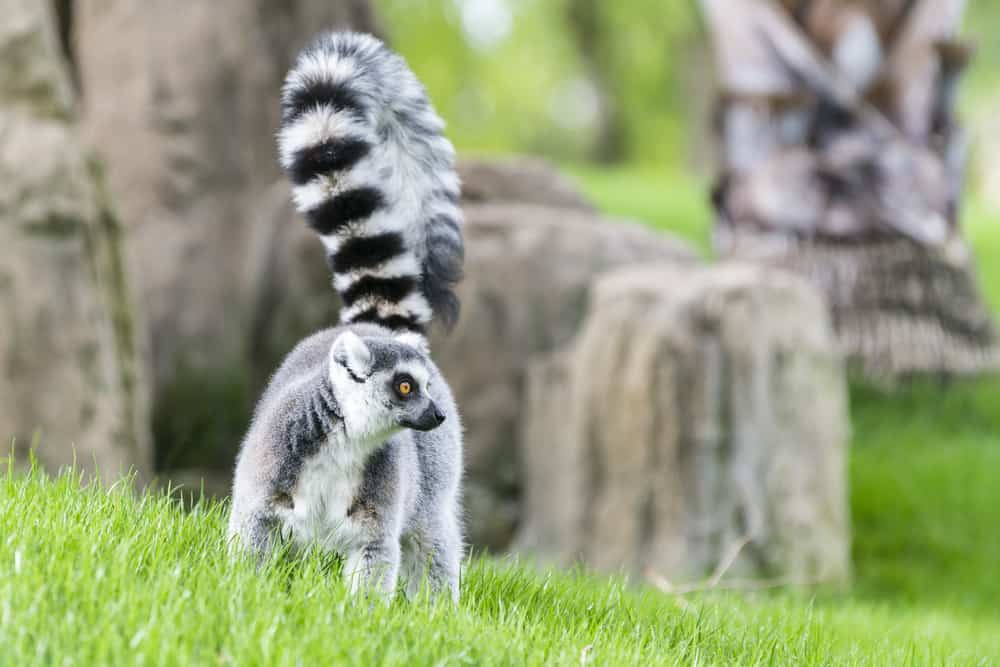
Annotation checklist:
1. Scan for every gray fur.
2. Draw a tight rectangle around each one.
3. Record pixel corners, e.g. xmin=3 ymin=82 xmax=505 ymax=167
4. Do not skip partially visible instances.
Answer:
xmin=229 ymin=324 xmax=463 ymax=601
xmin=230 ymin=31 xmax=465 ymax=602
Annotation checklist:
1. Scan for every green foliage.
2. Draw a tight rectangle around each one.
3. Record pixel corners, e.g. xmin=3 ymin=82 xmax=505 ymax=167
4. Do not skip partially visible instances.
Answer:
xmin=378 ymin=0 xmax=702 ymax=164
xmin=3 ymin=466 xmax=1000 ymax=665
xmin=379 ymin=0 xmax=584 ymax=158
xmin=379 ymin=1 xmax=1000 ymax=170
xmin=963 ymin=4 xmax=1000 ymax=100
xmin=964 ymin=198 xmax=1000 ymax=313
xmin=575 ymin=0 xmax=703 ymax=162
xmin=152 ymin=363 xmax=253 ymax=472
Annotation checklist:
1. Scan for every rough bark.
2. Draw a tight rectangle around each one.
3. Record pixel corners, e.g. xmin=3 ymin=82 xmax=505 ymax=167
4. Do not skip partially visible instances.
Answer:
xmin=517 ymin=263 xmax=850 ymax=584
xmin=721 ymin=232 xmax=999 ymax=377
xmin=0 ymin=0 xmax=150 ymax=478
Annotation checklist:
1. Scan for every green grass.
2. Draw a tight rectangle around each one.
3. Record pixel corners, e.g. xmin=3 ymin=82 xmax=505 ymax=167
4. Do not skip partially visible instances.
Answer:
xmin=3 ymin=467 xmax=1000 ymax=666
xmin=566 ymin=165 xmax=714 ymax=253
xmin=850 ymin=379 xmax=1000 ymax=614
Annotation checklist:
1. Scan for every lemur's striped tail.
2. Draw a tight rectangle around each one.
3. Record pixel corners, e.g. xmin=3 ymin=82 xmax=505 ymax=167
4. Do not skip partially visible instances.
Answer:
xmin=278 ymin=32 xmax=463 ymax=334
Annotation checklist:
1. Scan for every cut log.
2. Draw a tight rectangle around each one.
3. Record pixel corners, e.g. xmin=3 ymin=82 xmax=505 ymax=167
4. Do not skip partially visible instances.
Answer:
xmin=516 ymin=263 xmax=851 ymax=585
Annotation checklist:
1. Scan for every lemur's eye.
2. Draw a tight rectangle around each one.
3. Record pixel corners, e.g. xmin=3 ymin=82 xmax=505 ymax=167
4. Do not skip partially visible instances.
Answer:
xmin=392 ymin=373 xmax=418 ymax=398
xmin=394 ymin=374 xmax=416 ymax=397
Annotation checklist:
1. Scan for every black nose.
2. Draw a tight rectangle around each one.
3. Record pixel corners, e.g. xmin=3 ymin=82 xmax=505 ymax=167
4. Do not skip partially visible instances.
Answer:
xmin=433 ymin=409 xmax=446 ymax=425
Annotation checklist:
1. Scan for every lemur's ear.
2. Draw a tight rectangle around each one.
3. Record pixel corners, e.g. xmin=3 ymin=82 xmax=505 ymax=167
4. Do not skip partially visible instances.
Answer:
xmin=330 ymin=331 xmax=373 ymax=379
xmin=395 ymin=331 xmax=430 ymax=355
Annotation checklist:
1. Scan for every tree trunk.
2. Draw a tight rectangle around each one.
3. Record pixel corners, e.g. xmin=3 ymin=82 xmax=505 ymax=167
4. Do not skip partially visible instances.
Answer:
xmin=702 ymin=0 xmax=997 ymax=380
xmin=0 ymin=0 xmax=150 ymax=479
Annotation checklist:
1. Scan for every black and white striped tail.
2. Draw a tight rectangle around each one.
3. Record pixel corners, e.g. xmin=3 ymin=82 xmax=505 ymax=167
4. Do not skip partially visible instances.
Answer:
xmin=278 ymin=32 xmax=464 ymax=334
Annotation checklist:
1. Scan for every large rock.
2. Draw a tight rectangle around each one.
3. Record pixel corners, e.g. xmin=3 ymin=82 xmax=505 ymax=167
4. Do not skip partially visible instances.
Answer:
xmin=0 ymin=0 xmax=149 ymax=478
xmin=430 ymin=204 xmax=698 ymax=548
xmin=457 ymin=158 xmax=595 ymax=211
xmin=516 ymin=263 xmax=850 ymax=584
xmin=68 ymin=1 xmax=382 ymax=471
xmin=74 ymin=0 xmax=381 ymax=391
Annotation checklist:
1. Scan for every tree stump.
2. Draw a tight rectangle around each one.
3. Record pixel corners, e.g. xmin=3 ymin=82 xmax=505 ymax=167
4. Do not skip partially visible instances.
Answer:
xmin=516 ymin=263 xmax=850 ymax=585
xmin=0 ymin=0 xmax=149 ymax=478
xmin=430 ymin=203 xmax=698 ymax=549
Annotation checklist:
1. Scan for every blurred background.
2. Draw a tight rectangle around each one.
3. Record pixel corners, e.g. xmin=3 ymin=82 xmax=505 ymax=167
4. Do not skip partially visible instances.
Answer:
xmin=3 ymin=0 xmax=999 ymax=615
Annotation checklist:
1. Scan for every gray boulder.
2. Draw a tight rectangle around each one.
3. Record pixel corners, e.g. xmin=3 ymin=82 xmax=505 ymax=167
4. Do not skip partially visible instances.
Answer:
xmin=457 ymin=158 xmax=595 ymax=211
xmin=516 ymin=263 xmax=851 ymax=585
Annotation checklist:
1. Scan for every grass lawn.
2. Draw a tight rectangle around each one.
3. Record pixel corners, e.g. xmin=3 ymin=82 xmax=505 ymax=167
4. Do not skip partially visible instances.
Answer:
xmin=3 ymin=468 xmax=1000 ymax=666
xmin=3 ymin=168 xmax=1000 ymax=664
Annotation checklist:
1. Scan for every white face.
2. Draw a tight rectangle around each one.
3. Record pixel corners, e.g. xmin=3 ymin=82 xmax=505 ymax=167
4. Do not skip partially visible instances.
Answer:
xmin=328 ymin=331 xmax=443 ymax=441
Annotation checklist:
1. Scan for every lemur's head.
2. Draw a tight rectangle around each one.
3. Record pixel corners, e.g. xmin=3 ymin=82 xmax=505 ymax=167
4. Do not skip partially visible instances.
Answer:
xmin=328 ymin=330 xmax=445 ymax=440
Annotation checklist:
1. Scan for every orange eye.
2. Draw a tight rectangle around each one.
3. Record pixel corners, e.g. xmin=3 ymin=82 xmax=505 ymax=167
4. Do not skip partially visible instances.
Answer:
xmin=398 ymin=381 xmax=412 ymax=396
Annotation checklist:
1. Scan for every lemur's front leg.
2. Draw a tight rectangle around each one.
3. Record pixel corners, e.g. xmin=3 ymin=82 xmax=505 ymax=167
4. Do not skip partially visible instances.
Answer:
xmin=344 ymin=537 xmax=401 ymax=599
xmin=228 ymin=501 xmax=285 ymax=565
xmin=343 ymin=442 xmax=406 ymax=599
xmin=230 ymin=372 xmax=342 ymax=563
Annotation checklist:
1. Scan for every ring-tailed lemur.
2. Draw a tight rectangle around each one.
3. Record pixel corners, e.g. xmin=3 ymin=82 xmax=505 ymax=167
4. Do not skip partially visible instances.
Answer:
xmin=228 ymin=32 xmax=464 ymax=602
